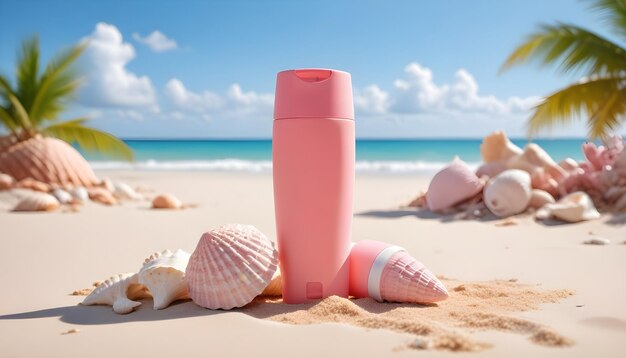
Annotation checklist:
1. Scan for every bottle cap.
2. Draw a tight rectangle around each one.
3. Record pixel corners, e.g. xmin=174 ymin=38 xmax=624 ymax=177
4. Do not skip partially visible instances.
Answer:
xmin=274 ymin=68 xmax=354 ymax=120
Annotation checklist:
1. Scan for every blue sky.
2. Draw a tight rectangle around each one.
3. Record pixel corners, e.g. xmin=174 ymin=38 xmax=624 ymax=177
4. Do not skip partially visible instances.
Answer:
xmin=0 ymin=0 xmax=620 ymax=138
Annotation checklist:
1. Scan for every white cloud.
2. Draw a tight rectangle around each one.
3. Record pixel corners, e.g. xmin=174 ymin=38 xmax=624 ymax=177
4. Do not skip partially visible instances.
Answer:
xmin=132 ymin=30 xmax=178 ymax=52
xmin=356 ymin=62 xmax=540 ymax=116
xmin=354 ymin=85 xmax=390 ymax=114
xmin=79 ymin=23 xmax=157 ymax=110
xmin=164 ymin=79 xmax=273 ymax=117
xmin=164 ymin=78 xmax=223 ymax=111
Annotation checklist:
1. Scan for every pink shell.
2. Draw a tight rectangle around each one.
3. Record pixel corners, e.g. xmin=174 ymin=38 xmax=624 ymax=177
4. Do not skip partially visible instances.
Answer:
xmin=185 ymin=224 xmax=279 ymax=310
xmin=0 ymin=136 xmax=98 ymax=187
xmin=379 ymin=251 xmax=448 ymax=304
xmin=426 ymin=159 xmax=484 ymax=212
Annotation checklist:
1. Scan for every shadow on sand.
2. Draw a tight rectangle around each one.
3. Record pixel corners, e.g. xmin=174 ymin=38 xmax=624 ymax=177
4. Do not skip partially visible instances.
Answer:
xmin=0 ymin=296 xmax=436 ymax=325
xmin=355 ymin=207 xmax=501 ymax=223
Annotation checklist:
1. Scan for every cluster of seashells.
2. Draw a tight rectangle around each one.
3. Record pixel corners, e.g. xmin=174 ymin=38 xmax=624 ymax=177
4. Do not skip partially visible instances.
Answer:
xmin=81 ymin=224 xmax=280 ymax=314
xmin=1 ymin=172 xmax=186 ymax=212
xmin=416 ymin=131 xmax=626 ymax=222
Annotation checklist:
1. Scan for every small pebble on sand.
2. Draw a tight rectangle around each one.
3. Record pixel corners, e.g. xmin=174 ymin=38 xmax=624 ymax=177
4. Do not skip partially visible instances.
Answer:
xmin=583 ymin=237 xmax=610 ymax=245
xmin=61 ymin=329 xmax=80 ymax=335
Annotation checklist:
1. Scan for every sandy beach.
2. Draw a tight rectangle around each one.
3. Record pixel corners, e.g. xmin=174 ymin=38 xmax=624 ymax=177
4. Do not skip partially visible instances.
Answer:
xmin=1 ymin=170 xmax=624 ymax=357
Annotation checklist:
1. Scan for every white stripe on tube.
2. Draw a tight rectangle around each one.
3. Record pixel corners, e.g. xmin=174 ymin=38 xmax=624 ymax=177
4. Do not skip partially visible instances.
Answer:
xmin=367 ymin=245 xmax=405 ymax=302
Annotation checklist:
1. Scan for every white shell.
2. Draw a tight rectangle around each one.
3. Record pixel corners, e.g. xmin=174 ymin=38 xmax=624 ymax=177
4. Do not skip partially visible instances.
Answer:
xmin=186 ymin=224 xmax=279 ymax=310
xmin=81 ymin=273 xmax=150 ymax=314
xmin=52 ymin=188 xmax=73 ymax=204
xmin=13 ymin=192 xmax=60 ymax=212
xmin=69 ymin=186 xmax=89 ymax=202
xmin=152 ymin=194 xmax=182 ymax=209
xmin=138 ymin=249 xmax=191 ymax=310
xmin=528 ymin=189 xmax=555 ymax=209
xmin=113 ymin=182 xmax=142 ymax=200
xmin=536 ymin=191 xmax=601 ymax=223
xmin=484 ymin=169 xmax=532 ymax=217
xmin=0 ymin=173 xmax=14 ymax=190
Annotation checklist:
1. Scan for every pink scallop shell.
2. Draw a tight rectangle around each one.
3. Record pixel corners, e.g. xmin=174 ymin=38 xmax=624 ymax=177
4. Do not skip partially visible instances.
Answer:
xmin=185 ymin=224 xmax=279 ymax=310
xmin=379 ymin=251 xmax=448 ymax=304
xmin=426 ymin=159 xmax=484 ymax=212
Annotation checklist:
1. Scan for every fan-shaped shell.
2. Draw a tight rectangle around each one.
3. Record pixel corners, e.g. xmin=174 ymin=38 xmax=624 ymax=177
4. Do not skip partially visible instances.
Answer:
xmin=138 ymin=249 xmax=191 ymax=310
xmin=13 ymin=192 xmax=60 ymax=212
xmin=426 ymin=158 xmax=484 ymax=212
xmin=536 ymin=191 xmax=601 ymax=223
xmin=152 ymin=194 xmax=182 ymax=209
xmin=0 ymin=173 xmax=14 ymax=190
xmin=0 ymin=136 xmax=98 ymax=187
xmin=186 ymin=224 xmax=279 ymax=310
xmin=484 ymin=169 xmax=532 ymax=218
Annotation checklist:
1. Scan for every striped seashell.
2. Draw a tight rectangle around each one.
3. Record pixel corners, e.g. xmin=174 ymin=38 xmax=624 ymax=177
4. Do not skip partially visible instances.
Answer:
xmin=0 ymin=136 xmax=98 ymax=187
xmin=13 ymin=192 xmax=60 ymax=212
xmin=0 ymin=172 xmax=14 ymax=190
xmin=152 ymin=194 xmax=182 ymax=209
xmin=186 ymin=224 xmax=279 ymax=310
xmin=138 ymin=249 xmax=191 ymax=310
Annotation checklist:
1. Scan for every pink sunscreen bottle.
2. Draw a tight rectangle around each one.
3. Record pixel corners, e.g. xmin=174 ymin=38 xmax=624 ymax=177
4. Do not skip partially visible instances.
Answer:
xmin=272 ymin=68 xmax=355 ymax=304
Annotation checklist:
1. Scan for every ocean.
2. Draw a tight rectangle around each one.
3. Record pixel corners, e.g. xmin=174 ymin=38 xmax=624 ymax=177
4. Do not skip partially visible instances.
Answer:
xmin=85 ymin=138 xmax=589 ymax=174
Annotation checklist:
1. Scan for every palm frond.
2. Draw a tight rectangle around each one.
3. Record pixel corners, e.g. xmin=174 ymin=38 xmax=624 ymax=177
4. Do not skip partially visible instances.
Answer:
xmin=0 ymin=106 xmax=18 ymax=135
xmin=590 ymin=0 xmax=626 ymax=39
xmin=6 ymin=90 xmax=33 ymax=133
xmin=500 ymin=23 xmax=626 ymax=75
xmin=528 ymin=76 xmax=626 ymax=138
xmin=29 ymin=43 xmax=85 ymax=125
xmin=16 ymin=37 xmax=40 ymax=111
xmin=42 ymin=118 xmax=133 ymax=161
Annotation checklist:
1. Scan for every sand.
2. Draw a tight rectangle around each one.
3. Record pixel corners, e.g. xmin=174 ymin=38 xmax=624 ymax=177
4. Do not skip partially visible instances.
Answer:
xmin=0 ymin=171 xmax=625 ymax=357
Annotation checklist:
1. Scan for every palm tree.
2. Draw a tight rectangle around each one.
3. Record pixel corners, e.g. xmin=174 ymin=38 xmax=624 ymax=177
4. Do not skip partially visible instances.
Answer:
xmin=0 ymin=37 xmax=133 ymax=186
xmin=501 ymin=0 xmax=626 ymax=139
xmin=0 ymin=37 xmax=132 ymax=158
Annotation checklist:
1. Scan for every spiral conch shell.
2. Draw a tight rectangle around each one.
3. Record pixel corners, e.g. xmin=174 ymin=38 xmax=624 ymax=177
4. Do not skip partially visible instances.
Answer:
xmin=138 ymin=249 xmax=191 ymax=310
xmin=81 ymin=273 xmax=150 ymax=314
xmin=484 ymin=169 xmax=532 ymax=217
xmin=536 ymin=191 xmax=601 ymax=223
xmin=186 ymin=224 xmax=279 ymax=310
xmin=13 ymin=192 xmax=60 ymax=212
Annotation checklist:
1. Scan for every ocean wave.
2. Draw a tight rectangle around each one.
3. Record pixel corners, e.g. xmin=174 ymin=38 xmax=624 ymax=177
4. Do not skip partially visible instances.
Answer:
xmin=89 ymin=159 xmax=480 ymax=173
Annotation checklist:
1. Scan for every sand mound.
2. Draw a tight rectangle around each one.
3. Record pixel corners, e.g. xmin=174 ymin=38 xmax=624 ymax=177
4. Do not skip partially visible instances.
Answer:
xmin=245 ymin=278 xmax=574 ymax=352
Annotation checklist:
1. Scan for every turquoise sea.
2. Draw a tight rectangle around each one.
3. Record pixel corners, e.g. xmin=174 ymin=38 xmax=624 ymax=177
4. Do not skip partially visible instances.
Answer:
xmin=84 ymin=138 xmax=589 ymax=174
